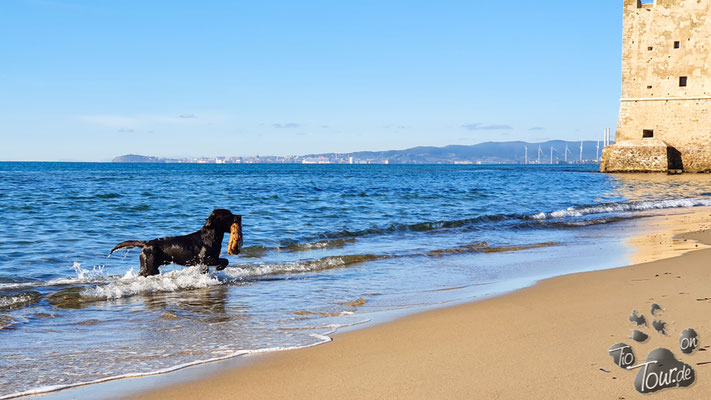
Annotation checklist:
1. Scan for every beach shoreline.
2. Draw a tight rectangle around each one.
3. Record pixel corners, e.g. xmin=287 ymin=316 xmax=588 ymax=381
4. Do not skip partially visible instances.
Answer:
xmin=18 ymin=207 xmax=711 ymax=400
xmin=94 ymin=207 xmax=711 ymax=399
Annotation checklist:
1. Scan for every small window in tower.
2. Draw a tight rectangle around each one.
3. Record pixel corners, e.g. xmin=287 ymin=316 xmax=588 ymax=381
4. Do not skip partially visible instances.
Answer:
xmin=643 ymin=130 xmax=654 ymax=138
xmin=674 ymin=41 xmax=680 ymax=49
xmin=648 ymin=46 xmax=653 ymax=51
xmin=647 ymin=85 xmax=653 ymax=89
xmin=680 ymin=76 xmax=688 ymax=87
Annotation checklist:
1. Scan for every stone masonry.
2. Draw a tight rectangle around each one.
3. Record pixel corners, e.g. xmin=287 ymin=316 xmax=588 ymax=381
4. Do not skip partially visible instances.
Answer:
xmin=601 ymin=0 xmax=711 ymax=172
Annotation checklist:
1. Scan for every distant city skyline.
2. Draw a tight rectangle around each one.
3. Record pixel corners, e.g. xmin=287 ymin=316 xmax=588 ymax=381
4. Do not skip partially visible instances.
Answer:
xmin=112 ymin=140 xmax=610 ymax=165
xmin=1 ymin=1 xmax=622 ymax=161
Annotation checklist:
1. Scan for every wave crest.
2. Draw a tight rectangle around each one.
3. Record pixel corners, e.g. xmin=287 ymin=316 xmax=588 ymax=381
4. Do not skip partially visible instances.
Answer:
xmin=529 ymin=198 xmax=711 ymax=220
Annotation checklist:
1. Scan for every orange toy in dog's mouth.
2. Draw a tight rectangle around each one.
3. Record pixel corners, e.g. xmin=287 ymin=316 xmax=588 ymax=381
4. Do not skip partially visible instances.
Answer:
xmin=228 ymin=222 xmax=243 ymax=255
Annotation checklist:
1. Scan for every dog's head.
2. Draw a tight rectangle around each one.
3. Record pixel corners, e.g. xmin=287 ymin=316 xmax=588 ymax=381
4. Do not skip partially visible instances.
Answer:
xmin=205 ymin=209 xmax=243 ymax=255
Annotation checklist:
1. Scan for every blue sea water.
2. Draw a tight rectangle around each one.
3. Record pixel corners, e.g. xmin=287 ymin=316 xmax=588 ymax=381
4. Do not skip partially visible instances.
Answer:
xmin=2 ymin=162 xmax=711 ymax=397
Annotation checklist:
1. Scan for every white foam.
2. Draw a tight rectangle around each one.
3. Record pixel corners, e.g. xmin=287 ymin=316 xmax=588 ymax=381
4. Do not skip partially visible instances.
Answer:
xmin=81 ymin=266 xmax=221 ymax=299
xmin=53 ymin=256 xmax=361 ymax=300
xmin=222 ymin=257 xmax=351 ymax=280
xmin=530 ymin=198 xmax=711 ymax=220
xmin=286 ymin=241 xmax=332 ymax=250
xmin=0 ymin=258 xmax=349 ymax=293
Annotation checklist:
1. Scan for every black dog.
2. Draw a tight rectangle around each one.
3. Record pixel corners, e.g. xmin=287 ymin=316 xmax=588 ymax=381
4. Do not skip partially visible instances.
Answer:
xmin=110 ymin=209 xmax=243 ymax=276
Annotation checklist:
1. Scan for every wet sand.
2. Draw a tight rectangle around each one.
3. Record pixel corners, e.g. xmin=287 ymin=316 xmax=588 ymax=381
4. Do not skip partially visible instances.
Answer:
xmin=129 ymin=208 xmax=711 ymax=399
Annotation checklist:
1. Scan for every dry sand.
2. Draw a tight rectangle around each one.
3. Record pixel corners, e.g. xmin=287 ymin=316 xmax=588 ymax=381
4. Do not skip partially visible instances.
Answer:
xmin=131 ymin=209 xmax=711 ymax=399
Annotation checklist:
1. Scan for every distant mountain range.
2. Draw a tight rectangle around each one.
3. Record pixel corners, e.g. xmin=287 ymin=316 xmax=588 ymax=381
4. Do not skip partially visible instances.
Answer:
xmin=113 ymin=140 xmax=610 ymax=164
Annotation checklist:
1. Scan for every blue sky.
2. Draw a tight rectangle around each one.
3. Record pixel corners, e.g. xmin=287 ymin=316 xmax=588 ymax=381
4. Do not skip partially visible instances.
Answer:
xmin=0 ymin=0 xmax=622 ymax=161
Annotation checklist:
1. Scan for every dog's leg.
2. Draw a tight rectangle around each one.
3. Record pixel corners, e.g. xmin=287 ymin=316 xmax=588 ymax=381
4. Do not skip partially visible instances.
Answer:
xmin=139 ymin=246 xmax=160 ymax=276
xmin=198 ymin=258 xmax=228 ymax=273
xmin=216 ymin=258 xmax=229 ymax=271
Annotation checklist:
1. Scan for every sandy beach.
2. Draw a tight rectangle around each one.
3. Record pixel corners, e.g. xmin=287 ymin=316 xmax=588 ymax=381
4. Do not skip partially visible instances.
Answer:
xmin=122 ymin=208 xmax=711 ymax=399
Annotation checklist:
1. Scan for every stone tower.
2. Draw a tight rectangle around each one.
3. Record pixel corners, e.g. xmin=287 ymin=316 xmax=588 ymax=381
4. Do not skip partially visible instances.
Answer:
xmin=601 ymin=0 xmax=711 ymax=172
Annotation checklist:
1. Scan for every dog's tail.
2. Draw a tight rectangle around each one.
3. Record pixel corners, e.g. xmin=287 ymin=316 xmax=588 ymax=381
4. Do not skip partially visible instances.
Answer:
xmin=110 ymin=240 xmax=147 ymax=254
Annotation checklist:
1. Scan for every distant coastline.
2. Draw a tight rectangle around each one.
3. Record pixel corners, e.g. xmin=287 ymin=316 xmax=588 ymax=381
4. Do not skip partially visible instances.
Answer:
xmin=113 ymin=140 xmax=609 ymax=165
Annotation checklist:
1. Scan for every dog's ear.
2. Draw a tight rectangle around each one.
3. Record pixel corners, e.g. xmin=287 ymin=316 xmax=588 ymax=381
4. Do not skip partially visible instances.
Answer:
xmin=204 ymin=211 xmax=219 ymax=229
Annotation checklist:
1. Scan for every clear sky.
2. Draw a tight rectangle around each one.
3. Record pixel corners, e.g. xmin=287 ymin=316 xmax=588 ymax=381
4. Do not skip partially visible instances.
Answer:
xmin=1 ymin=0 xmax=622 ymax=161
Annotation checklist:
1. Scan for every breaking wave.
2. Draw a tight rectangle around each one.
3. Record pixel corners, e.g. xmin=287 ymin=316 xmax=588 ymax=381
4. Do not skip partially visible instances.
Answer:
xmin=77 ymin=254 xmax=386 ymax=300
xmin=0 ymin=255 xmax=388 ymax=303
xmin=76 ymin=241 xmax=562 ymax=300
xmin=321 ymin=198 xmax=711 ymax=239
xmin=301 ymin=198 xmax=711 ymax=242
xmin=162 ymin=198 xmax=711 ymax=261
xmin=80 ymin=267 xmax=223 ymax=299
xmin=529 ymin=198 xmax=711 ymax=220
xmin=45 ymin=240 xmax=559 ymax=302
xmin=222 ymin=254 xmax=386 ymax=281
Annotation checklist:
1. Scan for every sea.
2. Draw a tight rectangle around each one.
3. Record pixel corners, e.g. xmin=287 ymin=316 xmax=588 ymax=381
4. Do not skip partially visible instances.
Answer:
xmin=2 ymin=162 xmax=711 ymax=398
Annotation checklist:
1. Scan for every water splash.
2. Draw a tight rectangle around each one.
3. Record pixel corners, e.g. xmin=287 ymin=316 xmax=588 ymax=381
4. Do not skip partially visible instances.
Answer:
xmin=80 ymin=267 xmax=222 ymax=299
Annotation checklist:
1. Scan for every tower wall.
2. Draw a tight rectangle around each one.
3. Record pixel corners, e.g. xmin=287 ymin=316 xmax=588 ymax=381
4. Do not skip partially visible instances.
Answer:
xmin=602 ymin=0 xmax=711 ymax=172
